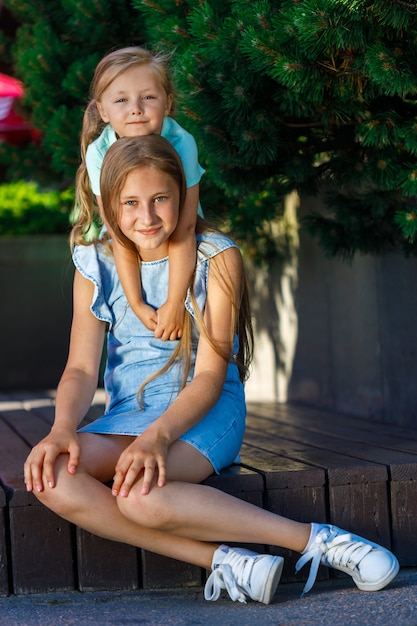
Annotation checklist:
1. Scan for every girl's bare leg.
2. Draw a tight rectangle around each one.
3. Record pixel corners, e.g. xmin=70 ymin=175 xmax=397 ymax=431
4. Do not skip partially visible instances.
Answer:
xmin=34 ymin=433 xmax=310 ymax=564
xmin=34 ymin=433 xmax=397 ymax=602
xmin=34 ymin=434 xmax=217 ymax=568
xmin=117 ymin=440 xmax=398 ymax=601
xmin=118 ymin=439 xmax=311 ymax=553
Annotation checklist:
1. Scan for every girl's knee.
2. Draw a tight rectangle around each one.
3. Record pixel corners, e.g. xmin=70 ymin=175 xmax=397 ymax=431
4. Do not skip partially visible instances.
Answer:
xmin=33 ymin=480 xmax=68 ymax=515
xmin=117 ymin=486 xmax=172 ymax=530
xmin=34 ymin=463 xmax=83 ymax=517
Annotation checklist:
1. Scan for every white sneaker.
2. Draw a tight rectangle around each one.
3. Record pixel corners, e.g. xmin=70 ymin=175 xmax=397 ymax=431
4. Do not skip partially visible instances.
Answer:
xmin=295 ymin=524 xmax=399 ymax=596
xmin=204 ymin=545 xmax=284 ymax=604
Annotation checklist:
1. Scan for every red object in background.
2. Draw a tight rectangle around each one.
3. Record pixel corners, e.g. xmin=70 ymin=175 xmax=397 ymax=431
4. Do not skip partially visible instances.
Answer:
xmin=0 ymin=72 xmax=41 ymax=146
xmin=0 ymin=72 xmax=23 ymax=98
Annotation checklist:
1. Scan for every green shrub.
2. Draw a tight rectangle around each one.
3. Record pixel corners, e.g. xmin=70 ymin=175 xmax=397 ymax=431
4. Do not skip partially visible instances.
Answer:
xmin=0 ymin=181 xmax=73 ymax=235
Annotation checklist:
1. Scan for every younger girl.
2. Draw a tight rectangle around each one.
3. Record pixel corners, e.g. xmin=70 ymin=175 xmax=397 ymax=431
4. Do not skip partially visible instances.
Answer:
xmin=25 ymin=136 xmax=399 ymax=605
xmin=75 ymin=46 xmax=204 ymax=340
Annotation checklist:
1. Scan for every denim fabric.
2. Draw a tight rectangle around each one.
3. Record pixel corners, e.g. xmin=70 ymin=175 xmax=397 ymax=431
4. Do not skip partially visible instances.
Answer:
xmin=74 ymin=233 xmax=246 ymax=473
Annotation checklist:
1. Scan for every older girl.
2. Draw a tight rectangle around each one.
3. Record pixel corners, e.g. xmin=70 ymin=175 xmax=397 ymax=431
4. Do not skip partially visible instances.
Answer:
xmin=24 ymin=136 xmax=398 ymax=605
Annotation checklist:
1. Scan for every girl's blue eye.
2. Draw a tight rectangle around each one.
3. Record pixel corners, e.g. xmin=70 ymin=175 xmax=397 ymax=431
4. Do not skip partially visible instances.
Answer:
xmin=155 ymin=196 xmax=166 ymax=203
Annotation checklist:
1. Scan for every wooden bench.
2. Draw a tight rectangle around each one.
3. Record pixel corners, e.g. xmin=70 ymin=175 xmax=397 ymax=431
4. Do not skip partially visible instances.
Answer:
xmin=1 ymin=391 xmax=417 ymax=596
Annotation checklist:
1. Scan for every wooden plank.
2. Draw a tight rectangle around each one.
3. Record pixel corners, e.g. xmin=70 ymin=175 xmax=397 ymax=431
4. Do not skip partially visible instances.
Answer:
xmin=1 ymin=407 xmax=52 ymax=448
xmin=245 ymin=416 xmax=392 ymax=572
xmin=0 ymin=391 xmax=55 ymax=404
xmin=241 ymin=444 xmax=325 ymax=489
xmin=0 ymin=485 xmax=9 ymax=597
xmin=3 ymin=393 xmax=417 ymax=594
xmin=246 ymin=403 xmax=417 ymax=555
xmin=242 ymin=425 xmax=384 ymax=480
xmin=245 ymin=407 xmax=417 ymax=467
xmin=204 ymin=464 xmax=264 ymax=507
xmin=0 ymin=388 xmax=105 ymax=427
xmin=9 ymin=505 xmax=75 ymax=594
xmin=242 ymin=421 xmax=391 ymax=553
xmin=390 ymin=463 xmax=417 ymax=566
xmin=76 ymin=529 xmax=139 ymax=591
xmin=0 ymin=411 xmax=54 ymax=509
xmin=329 ymin=479 xmax=390 ymax=545
xmin=0 ymin=406 xmax=74 ymax=594
xmin=0 ymin=486 xmax=6 ymax=508
xmin=32 ymin=401 xmax=107 ymax=430
xmin=141 ymin=551 xmax=203 ymax=590
xmin=248 ymin=402 xmax=417 ymax=450
xmin=240 ymin=444 xmax=327 ymax=583
xmin=0 ymin=400 xmax=107 ymax=505
xmin=0 ymin=398 xmax=57 ymax=510
xmin=0 ymin=416 xmax=33 ymax=507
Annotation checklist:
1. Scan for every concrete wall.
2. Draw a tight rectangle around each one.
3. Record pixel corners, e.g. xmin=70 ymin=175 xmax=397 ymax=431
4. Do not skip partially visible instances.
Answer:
xmin=289 ymin=233 xmax=417 ymax=426
xmin=0 ymin=236 xmax=73 ymax=389
xmin=245 ymin=195 xmax=417 ymax=427
xmin=2 ymin=223 xmax=417 ymax=428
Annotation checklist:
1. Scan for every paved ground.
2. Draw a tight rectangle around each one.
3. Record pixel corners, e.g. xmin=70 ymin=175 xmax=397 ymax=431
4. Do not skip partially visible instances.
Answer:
xmin=1 ymin=568 xmax=417 ymax=626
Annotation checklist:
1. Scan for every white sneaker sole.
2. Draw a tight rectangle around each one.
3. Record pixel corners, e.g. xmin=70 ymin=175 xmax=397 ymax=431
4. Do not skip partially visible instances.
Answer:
xmin=353 ymin=556 xmax=400 ymax=592
xmin=258 ymin=556 xmax=284 ymax=604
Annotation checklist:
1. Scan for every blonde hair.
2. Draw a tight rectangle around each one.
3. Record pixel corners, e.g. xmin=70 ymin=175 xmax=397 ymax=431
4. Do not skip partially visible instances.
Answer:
xmin=72 ymin=46 xmax=175 ymax=247
xmin=98 ymin=135 xmax=253 ymax=394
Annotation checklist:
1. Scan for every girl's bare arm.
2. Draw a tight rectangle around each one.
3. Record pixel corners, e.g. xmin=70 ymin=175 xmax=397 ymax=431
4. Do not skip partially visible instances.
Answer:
xmin=154 ymin=184 xmax=199 ymax=341
xmin=24 ymin=270 xmax=106 ymax=492
xmin=96 ymin=194 xmax=158 ymax=330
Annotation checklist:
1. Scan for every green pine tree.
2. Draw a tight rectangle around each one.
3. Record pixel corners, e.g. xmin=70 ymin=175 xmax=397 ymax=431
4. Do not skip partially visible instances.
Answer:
xmin=133 ymin=0 xmax=417 ymax=258
xmin=2 ymin=0 xmax=417 ymax=259
xmin=0 ymin=0 xmax=144 ymax=185
xmin=0 ymin=6 xmax=18 ymax=74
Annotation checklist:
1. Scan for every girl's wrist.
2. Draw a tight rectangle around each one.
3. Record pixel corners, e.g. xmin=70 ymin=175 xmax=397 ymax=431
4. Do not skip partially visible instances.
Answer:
xmin=50 ymin=419 xmax=78 ymax=435
xmin=146 ymin=423 xmax=172 ymax=447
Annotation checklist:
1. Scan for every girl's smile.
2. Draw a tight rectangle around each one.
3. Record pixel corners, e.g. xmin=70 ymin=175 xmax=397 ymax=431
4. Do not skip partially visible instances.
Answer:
xmin=119 ymin=166 xmax=179 ymax=261
xmin=97 ymin=64 xmax=173 ymax=138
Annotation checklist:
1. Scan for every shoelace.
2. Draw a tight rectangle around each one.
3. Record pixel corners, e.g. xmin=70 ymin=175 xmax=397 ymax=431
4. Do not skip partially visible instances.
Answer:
xmin=295 ymin=527 xmax=373 ymax=596
xmin=204 ymin=552 xmax=257 ymax=603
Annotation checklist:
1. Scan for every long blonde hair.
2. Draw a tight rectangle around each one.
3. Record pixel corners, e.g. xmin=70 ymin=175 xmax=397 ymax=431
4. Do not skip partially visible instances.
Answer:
xmin=98 ymin=135 xmax=253 ymax=395
xmin=72 ymin=46 xmax=175 ymax=247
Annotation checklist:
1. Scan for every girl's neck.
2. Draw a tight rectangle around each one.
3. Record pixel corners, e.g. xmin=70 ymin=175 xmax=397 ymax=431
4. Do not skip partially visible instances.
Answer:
xmin=136 ymin=243 xmax=170 ymax=263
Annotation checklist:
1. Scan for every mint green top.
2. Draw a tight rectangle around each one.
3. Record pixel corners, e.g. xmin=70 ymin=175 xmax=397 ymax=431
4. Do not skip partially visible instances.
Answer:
xmin=86 ymin=117 xmax=205 ymax=215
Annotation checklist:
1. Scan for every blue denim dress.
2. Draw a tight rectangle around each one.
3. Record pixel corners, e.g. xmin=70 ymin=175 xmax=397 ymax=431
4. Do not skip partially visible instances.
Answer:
xmin=74 ymin=232 xmax=246 ymax=473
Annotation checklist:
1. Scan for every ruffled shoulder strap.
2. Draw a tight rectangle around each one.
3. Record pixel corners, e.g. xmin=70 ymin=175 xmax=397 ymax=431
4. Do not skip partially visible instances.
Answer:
xmin=72 ymin=243 xmax=115 ymax=326
xmin=185 ymin=232 xmax=238 ymax=317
